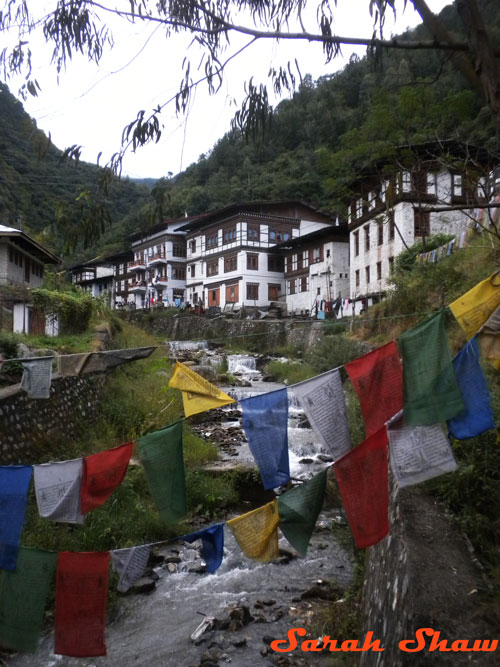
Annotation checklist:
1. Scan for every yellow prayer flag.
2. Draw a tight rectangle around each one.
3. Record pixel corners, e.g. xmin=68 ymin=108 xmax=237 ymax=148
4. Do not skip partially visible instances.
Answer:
xmin=227 ymin=499 xmax=280 ymax=562
xmin=449 ymin=272 xmax=500 ymax=339
xmin=168 ymin=361 xmax=235 ymax=417
xmin=478 ymin=303 xmax=500 ymax=369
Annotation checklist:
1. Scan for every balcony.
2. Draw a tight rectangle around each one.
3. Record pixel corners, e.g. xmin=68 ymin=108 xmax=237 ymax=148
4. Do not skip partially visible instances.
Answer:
xmin=149 ymin=276 xmax=168 ymax=287
xmin=129 ymin=280 xmax=147 ymax=292
xmin=148 ymin=252 xmax=167 ymax=266
xmin=128 ymin=260 xmax=147 ymax=271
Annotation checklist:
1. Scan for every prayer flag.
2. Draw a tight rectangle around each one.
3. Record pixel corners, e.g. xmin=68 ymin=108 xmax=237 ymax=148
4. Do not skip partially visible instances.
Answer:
xmin=292 ymin=369 xmax=350 ymax=460
xmin=387 ymin=411 xmax=457 ymax=487
xmin=183 ymin=523 xmax=225 ymax=574
xmin=399 ymin=311 xmax=465 ymax=425
xmin=81 ymin=442 xmax=133 ymax=513
xmin=449 ymin=272 xmax=500 ymax=339
xmin=227 ymin=500 xmax=280 ymax=562
xmin=447 ymin=338 xmax=495 ymax=440
xmin=111 ymin=545 xmax=151 ymax=593
xmin=21 ymin=357 xmax=53 ymax=399
xmin=0 ymin=547 xmax=57 ymax=652
xmin=278 ymin=469 xmax=328 ymax=556
xmin=138 ymin=421 xmax=187 ymax=524
xmin=241 ymin=389 xmax=290 ymax=489
xmin=54 ymin=551 xmax=110 ymax=657
xmin=168 ymin=361 xmax=235 ymax=417
xmin=478 ymin=303 xmax=500 ymax=370
xmin=33 ymin=459 xmax=84 ymax=524
xmin=334 ymin=428 xmax=389 ymax=549
xmin=0 ymin=466 xmax=32 ymax=571
xmin=58 ymin=347 xmax=156 ymax=376
xmin=345 ymin=342 xmax=403 ymax=438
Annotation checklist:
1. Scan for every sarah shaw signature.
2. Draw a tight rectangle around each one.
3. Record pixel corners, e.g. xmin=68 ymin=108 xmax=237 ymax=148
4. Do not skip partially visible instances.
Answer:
xmin=270 ymin=627 xmax=499 ymax=654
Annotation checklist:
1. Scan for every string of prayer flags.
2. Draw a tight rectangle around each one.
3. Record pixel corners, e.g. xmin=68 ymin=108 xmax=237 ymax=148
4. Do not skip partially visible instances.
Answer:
xmin=138 ymin=420 xmax=187 ymax=524
xmin=58 ymin=347 xmax=156 ymax=377
xmin=183 ymin=523 xmax=225 ymax=574
xmin=21 ymin=357 xmax=53 ymax=399
xmin=168 ymin=361 xmax=235 ymax=417
xmin=478 ymin=303 xmax=500 ymax=370
xmin=447 ymin=337 xmax=495 ymax=440
xmin=345 ymin=341 xmax=403 ymax=438
xmin=81 ymin=442 xmax=134 ymax=514
xmin=33 ymin=459 xmax=84 ymax=524
xmin=54 ymin=551 xmax=110 ymax=657
xmin=111 ymin=545 xmax=151 ymax=593
xmin=227 ymin=500 xmax=280 ymax=562
xmin=387 ymin=411 xmax=457 ymax=487
xmin=277 ymin=469 xmax=328 ymax=556
xmin=292 ymin=369 xmax=350 ymax=460
xmin=241 ymin=389 xmax=290 ymax=489
xmin=334 ymin=428 xmax=389 ymax=549
xmin=0 ymin=466 xmax=32 ymax=571
xmin=449 ymin=271 xmax=500 ymax=339
xmin=0 ymin=547 xmax=57 ymax=652
xmin=399 ymin=310 xmax=465 ymax=425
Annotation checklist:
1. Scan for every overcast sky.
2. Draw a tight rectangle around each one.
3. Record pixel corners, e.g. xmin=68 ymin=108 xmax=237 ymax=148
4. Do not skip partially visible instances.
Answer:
xmin=10 ymin=0 xmax=452 ymax=180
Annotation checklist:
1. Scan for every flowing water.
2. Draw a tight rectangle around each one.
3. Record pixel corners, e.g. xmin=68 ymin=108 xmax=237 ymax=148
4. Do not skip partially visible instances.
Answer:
xmin=9 ymin=353 xmax=354 ymax=667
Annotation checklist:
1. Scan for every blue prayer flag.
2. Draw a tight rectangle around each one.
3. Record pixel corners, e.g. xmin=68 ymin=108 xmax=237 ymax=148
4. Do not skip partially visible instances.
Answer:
xmin=447 ymin=337 xmax=495 ymax=440
xmin=241 ymin=389 xmax=290 ymax=489
xmin=0 ymin=466 xmax=33 ymax=571
xmin=183 ymin=523 xmax=224 ymax=574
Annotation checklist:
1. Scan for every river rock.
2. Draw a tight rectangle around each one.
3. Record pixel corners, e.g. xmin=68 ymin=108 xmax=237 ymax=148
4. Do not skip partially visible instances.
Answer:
xmin=130 ymin=575 xmax=157 ymax=594
xmin=300 ymin=580 xmax=342 ymax=601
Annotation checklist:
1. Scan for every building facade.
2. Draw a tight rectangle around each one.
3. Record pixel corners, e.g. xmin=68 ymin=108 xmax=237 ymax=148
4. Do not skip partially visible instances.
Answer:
xmin=179 ymin=201 xmax=334 ymax=310
xmin=0 ymin=224 xmax=58 ymax=287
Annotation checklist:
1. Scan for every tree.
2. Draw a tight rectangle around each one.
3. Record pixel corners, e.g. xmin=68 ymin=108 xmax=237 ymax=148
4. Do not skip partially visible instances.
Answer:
xmin=1 ymin=0 xmax=499 ymax=173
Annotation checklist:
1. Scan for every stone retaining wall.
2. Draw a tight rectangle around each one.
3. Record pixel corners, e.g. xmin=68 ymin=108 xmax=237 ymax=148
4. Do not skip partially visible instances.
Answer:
xmin=0 ymin=374 xmax=105 ymax=464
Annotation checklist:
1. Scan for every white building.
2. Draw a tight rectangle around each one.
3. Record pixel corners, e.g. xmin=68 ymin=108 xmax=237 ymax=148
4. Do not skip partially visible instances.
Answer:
xmin=348 ymin=142 xmax=492 ymax=304
xmin=71 ymin=263 xmax=114 ymax=303
xmin=179 ymin=201 xmax=333 ymax=310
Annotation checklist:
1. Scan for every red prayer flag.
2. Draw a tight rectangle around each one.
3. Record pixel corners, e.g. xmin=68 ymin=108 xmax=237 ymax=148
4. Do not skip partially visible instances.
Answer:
xmin=81 ymin=442 xmax=133 ymax=514
xmin=334 ymin=428 xmax=389 ymax=549
xmin=54 ymin=551 xmax=110 ymax=657
xmin=345 ymin=341 xmax=403 ymax=437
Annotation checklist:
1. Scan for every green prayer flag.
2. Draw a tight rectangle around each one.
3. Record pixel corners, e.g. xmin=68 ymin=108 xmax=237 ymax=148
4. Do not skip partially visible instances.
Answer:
xmin=0 ymin=547 xmax=57 ymax=652
xmin=138 ymin=420 xmax=187 ymax=524
xmin=277 ymin=469 xmax=328 ymax=556
xmin=399 ymin=311 xmax=465 ymax=425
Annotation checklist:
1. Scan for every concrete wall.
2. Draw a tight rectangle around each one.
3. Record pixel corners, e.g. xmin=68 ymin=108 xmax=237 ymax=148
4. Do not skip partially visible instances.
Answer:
xmin=0 ymin=374 xmax=105 ymax=464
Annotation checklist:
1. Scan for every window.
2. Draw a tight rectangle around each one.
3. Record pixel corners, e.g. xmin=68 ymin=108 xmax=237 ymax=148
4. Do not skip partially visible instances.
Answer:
xmin=353 ymin=231 xmax=359 ymax=257
xmin=268 ymin=255 xmax=284 ymax=272
xmin=189 ymin=239 xmax=196 ymax=253
xmin=268 ymin=284 xmax=280 ymax=300
xmin=414 ymin=210 xmax=430 ymax=237
xmin=206 ymin=260 xmax=218 ymax=276
xmin=365 ymin=266 xmax=370 ymax=284
xmin=402 ymin=171 xmax=411 ymax=193
xmin=326 ymin=249 xmax=331 ymax=258
xmin=269 ymin=229 xmax=290 ymax=242
xmin=223 ymin=227 xmax=237 ymax=244
xmin=247 ymin=224 xmax=259 ymax=241
xmin=388 ymin=256 xmax=394 ymax=273
xmin=356 ymin=198 xmax=363 ymax=218
xmin=388 ymin=212 xmax=395 ymax=241
xmin=364 ymin=225 xmax=370 ymax=252
xmin=312 ymin=247 xmax=321 ymax=263
xmin=377 ymin=220 xmax=384 ymax=246
xmin=247 ymin=283 xmax=259 ymax=300
xmin=377 ymin=261 xmax=382 ymax=281
xmin=426 ymin=172 xmax=437 ymax=196
xmin=247 ymin=253 xmax=258 ymax=270
xmin=369 ymin=191 xmax=376 ymax=210
xmin=172 ymin=266 xmax=186 ymax=280
xmin=189 ymin=264 xmax=196 ymax=277
xmin=452 ymin=174 xmax=463 ymax=198
xmin=224 ymin=255 xmax=237 ymax=272
xmin=226 ymin=285 xmax=238 ymax=302
xmin=292 ymin=253 xmax=298 ymax=271
xmin=303 ymin=250 xmax=309 ymax=268
xmin=355 ymin=270 xmax=360 ymax=288
xmin=173 ymin=244 xmax=186 ymax=258
xmin=300 ymin=276 xmax=308 ymax=292
xmin=288 ymin=279 xmax=296 ymax=295
xmin=206 ymin=233 xmax=218 ymax=249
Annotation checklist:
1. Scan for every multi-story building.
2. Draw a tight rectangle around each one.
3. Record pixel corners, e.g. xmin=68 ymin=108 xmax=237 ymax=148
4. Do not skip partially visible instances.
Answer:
xmin=0 ymin=224 xmax=58 ymax=287
xmin=70 ymin=261 xmax=114 ymax=304
xmin=106 ymin=250 xmax=134 ymax=308
xmin=277 ymin=223 xmax=350 ymax=316
xmin=348 ymin=141 xmax=493 ymax=303
xmin=178 ymin=201 xmax=333 ymax=310
xmin=127 ymin=217 xmax=199 ymax=308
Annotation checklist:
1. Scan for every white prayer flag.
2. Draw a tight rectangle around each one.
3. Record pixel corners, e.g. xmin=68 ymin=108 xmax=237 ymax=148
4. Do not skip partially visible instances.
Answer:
xmin=387 ymin=411 xmax=458 ymax=487
xmin=291 ymin=369 xmax=350 ymax=460
xmin=21 ymin=358 xmax=53 ymax=399
xmin=33 ymin=459 xmax=84 ymax=524
xmin=111 ymin=546 xmax=151 ymax=593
